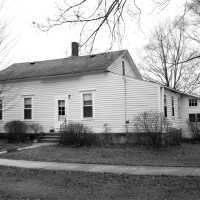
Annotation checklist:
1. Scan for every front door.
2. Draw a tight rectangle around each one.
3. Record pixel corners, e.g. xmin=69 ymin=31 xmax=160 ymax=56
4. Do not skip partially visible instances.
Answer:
xmin=55 ymin=97 xmax=67 ymax=130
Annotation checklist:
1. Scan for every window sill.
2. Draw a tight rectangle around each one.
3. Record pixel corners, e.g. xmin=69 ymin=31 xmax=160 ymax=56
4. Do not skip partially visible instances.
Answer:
xmin=24 ymin=119 xmax=33 ymax=121
xmin=81 ymin=117 xmax=94 ymax=121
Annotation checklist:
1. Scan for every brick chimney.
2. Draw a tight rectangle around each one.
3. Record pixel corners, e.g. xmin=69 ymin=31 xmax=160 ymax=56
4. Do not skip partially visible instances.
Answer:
xmin=71 ymin=42 xmax=79 ymax=56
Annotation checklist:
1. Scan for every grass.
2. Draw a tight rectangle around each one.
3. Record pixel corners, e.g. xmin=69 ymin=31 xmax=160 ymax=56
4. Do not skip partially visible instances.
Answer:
xmin=0 ymin=166 xmax=200 ymax=200
xmin=2 ymin=143 xmax=200 ymax=167
xmin=0 ymin=139 xmax=31 ymax=152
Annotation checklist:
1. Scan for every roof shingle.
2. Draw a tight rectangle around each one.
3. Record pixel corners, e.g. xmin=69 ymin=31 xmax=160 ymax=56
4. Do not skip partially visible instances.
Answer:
xmin=0 ymin=50 xmax=126 ymax=82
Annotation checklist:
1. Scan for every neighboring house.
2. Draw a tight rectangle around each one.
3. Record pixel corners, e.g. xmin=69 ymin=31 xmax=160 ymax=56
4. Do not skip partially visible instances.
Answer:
xmin=0 ymin=42 xmax=199 ymax=137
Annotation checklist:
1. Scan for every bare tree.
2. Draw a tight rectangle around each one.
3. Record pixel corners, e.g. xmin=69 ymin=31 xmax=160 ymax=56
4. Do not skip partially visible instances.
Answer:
xmin=142 ymin=20 xmax=200 ymax=93
xmin=0 ymin=1 xmax=16 ymax=114
xmin=33 ymin=0 xmax=179 ymax=52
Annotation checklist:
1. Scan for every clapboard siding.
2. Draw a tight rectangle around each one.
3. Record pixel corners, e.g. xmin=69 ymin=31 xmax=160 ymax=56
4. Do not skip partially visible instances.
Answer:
xmin=108 ymin=57 xmax=138 ymax=78
xmin=0 ymin=72 xmax=128 ymax=133
xmin=125 ymin=77 xmax=160 ymax=132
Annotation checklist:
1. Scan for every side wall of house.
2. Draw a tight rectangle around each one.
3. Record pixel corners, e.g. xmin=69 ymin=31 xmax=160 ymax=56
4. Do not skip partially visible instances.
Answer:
xmin=0 ymin=72 xmax=127 ymax=133
xmin=0 ymin=56 xmax=161 ymax=134
xmin=109 ymin=56 xmax=161 ymax=132
xmin=125 ymin=77 xmax=161 ymax=132
xmin=179 ymin=96 xmax=200 ymax=137
xmin=163 ymin=89 xmax=182 ymax=129
xmin=163 ymin=89 xmax=200 ymax=138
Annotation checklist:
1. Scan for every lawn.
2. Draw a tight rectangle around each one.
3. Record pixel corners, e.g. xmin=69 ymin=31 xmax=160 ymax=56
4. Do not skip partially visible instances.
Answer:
xmin=0 ymin=166 xmax=200 ymax=200
xmin=0 ymin=139 xmax=31 ymax=152
xmin=2 ymin=143 xmax=200 ymax=167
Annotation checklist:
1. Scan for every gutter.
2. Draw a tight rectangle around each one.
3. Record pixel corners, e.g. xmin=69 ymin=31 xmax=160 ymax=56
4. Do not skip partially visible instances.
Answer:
xmin=0 ymin=69 xmax=109 ymax=84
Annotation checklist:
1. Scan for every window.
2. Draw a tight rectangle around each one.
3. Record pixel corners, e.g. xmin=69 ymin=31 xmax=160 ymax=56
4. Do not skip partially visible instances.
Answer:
xmin=189 ymin=99 xmax=197 ymax=107
xmin=122 ymin=61 xmax=125 ymax=76
xmin=189 ymin=114 xmax=196 ymax=122
xmin=171 ymin=96 xmax=175 ymax=116
xmin=24 ymin=98 xmax=32 ymax=120
xmin=0 ymin=99 xmax=2 ymax=120
xmin=58 ymin=100 xmax=65 ymax=121
xmin=189 ymin=113 xmax=200 ymax=122
xmin=164 ymin=95 xmax=167 ymax=117
xmin=197 ymin=114 xmax=200 ymax=122
xmin=83 ymin=93 xmax=93 ymax=118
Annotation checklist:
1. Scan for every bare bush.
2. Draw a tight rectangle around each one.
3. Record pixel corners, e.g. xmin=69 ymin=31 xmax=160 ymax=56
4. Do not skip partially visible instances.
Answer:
xmin=28 ymin=123 xmax=43 ymax=133
xmin=134 ymin=111 xmax=171 ymax=133
xmin=187 ymin=119 xmax=200 ymax=140
xmin=60 ymin=122 xmax=98 ymax=147
xmin=133 ymin=111 xmax=172 ymax=148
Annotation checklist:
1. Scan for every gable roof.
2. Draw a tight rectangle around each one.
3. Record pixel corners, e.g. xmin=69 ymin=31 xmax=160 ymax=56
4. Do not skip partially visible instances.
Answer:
xmin=0 ymin=50 xmax=141 ymax=82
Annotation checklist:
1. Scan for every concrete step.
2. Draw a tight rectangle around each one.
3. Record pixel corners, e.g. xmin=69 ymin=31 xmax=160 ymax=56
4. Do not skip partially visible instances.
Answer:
xmin=41 ymin=133 xmax=61 ymax=137
xmin=39 ymin=138 xmax=60 ymax=143
xmin=39 ymin=134 xmax=61 ymax=143
xmin=40 ymin=135 xmax=60 ymax=139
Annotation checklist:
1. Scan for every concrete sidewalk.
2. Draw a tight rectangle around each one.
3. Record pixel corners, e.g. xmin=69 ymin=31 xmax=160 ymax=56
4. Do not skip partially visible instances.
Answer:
xmin=0 ymin=158 xmax=200 ymax=176
xmin=0 ymin=143 xmax=56 ymax=155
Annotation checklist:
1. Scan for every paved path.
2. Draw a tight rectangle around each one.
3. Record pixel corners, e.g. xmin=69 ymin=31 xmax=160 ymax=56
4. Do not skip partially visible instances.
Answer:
xmin=0 ymin=158 xmax=200 ymax=176
xmin=0 ymin=143 xmax=56 ymax=155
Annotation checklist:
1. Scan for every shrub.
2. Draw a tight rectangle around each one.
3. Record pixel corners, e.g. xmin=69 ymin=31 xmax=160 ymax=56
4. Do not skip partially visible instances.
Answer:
xmin=4 ymin=120 xmax=28 ymax=142
xmin=60 ymin=122 xmax=98 ymax=147
xmin=187 ymin=120 xmax=200 ymax=140
xmin=162 ymin=128 xmax=182 ymax=146
xmin=133 ymin=111 xmax=172 ymax=148
xmin=134 ymin=111 xmax=171 ymax=133
xmin=28 ymin=123 xmax=43 ymax=134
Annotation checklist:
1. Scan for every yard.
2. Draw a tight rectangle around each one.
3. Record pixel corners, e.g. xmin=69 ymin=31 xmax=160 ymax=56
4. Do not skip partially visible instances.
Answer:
xmin=0 ymin=139 xmax=31 ymax=152
xmin=0 ymin=166 xmax=200 ymax=200
xmin=1 ymin=143 xmax=200 ymax=167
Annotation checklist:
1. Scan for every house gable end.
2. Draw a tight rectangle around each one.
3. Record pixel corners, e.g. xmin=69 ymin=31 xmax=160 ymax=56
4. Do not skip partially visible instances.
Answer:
xmin=107 ymin=50 xmax=142 ymax=79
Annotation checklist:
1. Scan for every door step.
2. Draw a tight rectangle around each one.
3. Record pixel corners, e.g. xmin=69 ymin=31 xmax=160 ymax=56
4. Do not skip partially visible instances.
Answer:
xmin=39 ymin=134 xmax=61 ymax=143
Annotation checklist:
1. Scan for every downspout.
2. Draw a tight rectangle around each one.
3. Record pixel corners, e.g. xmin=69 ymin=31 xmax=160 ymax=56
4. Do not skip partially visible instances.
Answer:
xmin=122 ymin=60 xmax=128 ymax=133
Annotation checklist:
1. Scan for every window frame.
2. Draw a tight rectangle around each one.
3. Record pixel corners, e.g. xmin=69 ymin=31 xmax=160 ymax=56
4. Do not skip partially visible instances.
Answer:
xmin=24 ymin=97 xmax=32 ymax=120
xmin=58 ymin=99 xmax=66 ymax=121
xmin=189 ymin=98 xmax=197 ymax=107
xmin=81 ymin=91 xmax=95 ymax=120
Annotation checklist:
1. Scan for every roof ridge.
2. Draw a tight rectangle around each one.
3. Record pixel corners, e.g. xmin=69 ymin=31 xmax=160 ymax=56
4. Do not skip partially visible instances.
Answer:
xmin=11 ymin=49 xmax=127 ymax=66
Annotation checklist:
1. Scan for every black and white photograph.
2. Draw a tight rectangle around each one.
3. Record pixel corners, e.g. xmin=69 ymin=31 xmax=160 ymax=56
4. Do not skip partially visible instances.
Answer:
xmin=0 ymin=0 xmax=200 ymax=199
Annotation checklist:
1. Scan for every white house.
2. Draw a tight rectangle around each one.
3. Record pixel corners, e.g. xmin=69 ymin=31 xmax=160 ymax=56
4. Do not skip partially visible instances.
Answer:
xmin=0 ymin=43 xmax=199 ymax=137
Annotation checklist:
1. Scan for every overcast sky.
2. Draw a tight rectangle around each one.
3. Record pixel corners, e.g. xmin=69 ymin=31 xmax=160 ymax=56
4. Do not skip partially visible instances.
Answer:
xmin=2 ymin=0 xmax=185 ymax=70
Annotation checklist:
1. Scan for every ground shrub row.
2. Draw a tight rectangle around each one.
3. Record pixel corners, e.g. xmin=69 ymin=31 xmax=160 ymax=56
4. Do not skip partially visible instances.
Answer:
xmin=60 ymin=122 xmax=182 ymax=148
xmin=2 ymin=111 xmax=184 ymax=146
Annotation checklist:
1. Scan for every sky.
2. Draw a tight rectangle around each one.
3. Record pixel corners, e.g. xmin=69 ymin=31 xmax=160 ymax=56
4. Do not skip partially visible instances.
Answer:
xmin=1 ymin=0 xmax=185 ymax=70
